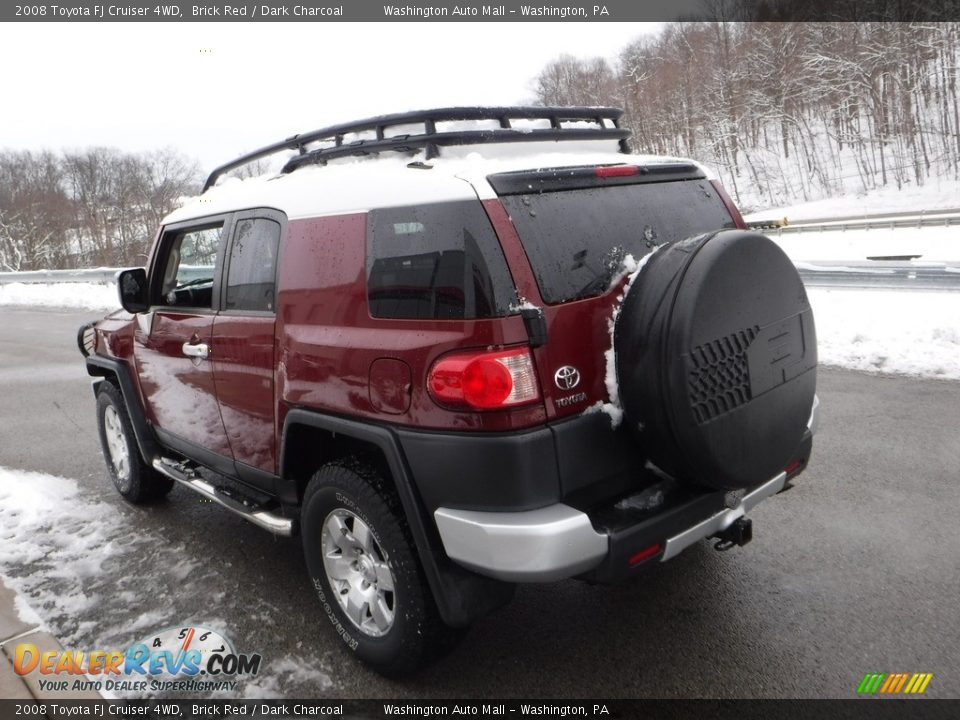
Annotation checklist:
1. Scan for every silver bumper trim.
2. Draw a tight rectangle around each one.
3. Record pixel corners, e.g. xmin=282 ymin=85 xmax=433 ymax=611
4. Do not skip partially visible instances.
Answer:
xmin=435 ymin=395 xmax=819 ymax=581
xmin=660 ymin=471 xmax=787 ymax=561
xmin=808 ymin=394 xmax=821 ymax=436
xmin=434 ymin=504 xmax=607 ymax=582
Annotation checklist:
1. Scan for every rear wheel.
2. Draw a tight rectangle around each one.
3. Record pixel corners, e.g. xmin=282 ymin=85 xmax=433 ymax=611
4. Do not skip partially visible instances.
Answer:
xmin=96 ymin=381 xmax=173 ymax=503
xmin=301 ymin=458 xmax=455 ymax=677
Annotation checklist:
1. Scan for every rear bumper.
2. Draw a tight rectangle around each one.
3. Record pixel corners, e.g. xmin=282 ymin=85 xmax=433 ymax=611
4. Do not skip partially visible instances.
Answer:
xmin=434 ymin=504 xmax=607 ymax=582
xmin=659 ymin=471 xmax=785 ymax=561
xmin=433 ymin=395 xmax=820 ymax=583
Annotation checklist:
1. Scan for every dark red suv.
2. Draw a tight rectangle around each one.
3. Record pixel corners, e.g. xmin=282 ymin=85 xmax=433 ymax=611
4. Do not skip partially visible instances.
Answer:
xmin=78 ymin=107 xmax=819 ymax=676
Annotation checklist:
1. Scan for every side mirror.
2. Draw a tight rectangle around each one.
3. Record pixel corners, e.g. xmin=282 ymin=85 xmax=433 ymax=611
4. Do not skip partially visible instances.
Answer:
xmin=117 ymin=268 xmax=149 ymax=314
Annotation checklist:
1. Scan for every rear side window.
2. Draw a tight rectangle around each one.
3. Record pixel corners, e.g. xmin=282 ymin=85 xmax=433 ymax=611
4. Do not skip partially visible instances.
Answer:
xmin=500 ymin=180 xmax=735 ymax=304
xmin=225 ymin=217 xmax=280 ymax=312
xmin=367 ymin=201 xmax=516 ymax=320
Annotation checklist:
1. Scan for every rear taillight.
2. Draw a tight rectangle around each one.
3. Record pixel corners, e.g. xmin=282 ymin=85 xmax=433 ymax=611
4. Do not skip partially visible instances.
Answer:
xmin=784 ymin=459 xmax=804 ymax=476
xmin=710 ymin=179 xmax=747 ymax=229
xmin=428 ymin=347 xmax=540 ymax=410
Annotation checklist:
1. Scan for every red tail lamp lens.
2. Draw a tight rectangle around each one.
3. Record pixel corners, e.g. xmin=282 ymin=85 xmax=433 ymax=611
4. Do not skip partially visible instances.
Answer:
xmin=428 ymin=347 xmax=540 ymax=410
xmin=461 ymin=357 xmax=514 ymax=408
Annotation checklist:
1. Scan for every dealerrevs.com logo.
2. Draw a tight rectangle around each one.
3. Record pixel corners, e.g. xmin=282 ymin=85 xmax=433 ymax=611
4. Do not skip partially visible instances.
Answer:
xmin=14 ymin=625 xmax=261 ymax=694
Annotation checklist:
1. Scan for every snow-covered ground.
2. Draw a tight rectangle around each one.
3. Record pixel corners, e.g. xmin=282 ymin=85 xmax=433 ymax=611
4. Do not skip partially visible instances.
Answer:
xmin=0 ymin=466 xmax=335 ymax=698
xmin=0 ymin=282 xmax=119 ymax=311
xmin=809 ymin=289 xmax=960 ymax=380
xmin=745 ymin=177 xmax=960 ymax=223
xmin=773 ymin=226 xmax=960 ymax=263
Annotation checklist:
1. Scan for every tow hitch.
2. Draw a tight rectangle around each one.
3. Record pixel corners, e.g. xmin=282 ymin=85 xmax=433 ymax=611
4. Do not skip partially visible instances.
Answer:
xmin=713 ymin=517 xmax=753 ymax=551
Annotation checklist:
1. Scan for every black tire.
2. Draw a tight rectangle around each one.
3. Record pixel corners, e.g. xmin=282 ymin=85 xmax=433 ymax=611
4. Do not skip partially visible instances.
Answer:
xmin=301 ymin=458 xmax=454 ymax=677
xmin=615 ymin=230 xmax=817 ymax=490
xmin=95 ymin=381 xmax=174 ymax=503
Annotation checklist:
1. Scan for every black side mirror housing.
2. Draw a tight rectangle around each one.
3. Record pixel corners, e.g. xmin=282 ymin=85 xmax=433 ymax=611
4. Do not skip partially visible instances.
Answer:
xmin=117 ymin=268 xmax=149 ymax=314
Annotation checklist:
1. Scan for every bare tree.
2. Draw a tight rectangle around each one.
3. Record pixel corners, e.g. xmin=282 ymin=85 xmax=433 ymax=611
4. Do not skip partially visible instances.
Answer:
xmin=533 ymin=21 xmax=960 ymax=210
xmin=0 ymin=150 xmax=72 ymax=270
xmin=533 ymin=54 xmax=618 ymax=107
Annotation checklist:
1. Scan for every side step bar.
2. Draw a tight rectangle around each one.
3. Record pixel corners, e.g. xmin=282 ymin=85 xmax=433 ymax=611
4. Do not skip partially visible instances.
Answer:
xmin=152 ymin=458 xmax=295 ymax=537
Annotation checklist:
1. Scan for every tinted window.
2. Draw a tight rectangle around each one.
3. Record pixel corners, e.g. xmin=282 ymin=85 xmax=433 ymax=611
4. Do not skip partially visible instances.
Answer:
xmin=226 ymin=218 xmax=280 ymax=312
xmin=500 ymin=180 xmax=735 ymax=304
xmin=367 ymin=201 xmax=516 ymax=320
xmin=158 ymin=224 xmax=223 ymax=309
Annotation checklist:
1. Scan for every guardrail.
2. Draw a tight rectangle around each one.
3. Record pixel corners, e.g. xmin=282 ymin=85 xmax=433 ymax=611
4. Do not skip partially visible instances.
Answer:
xmin=796 ymin=260 xmax=960 ymax=291
xmin=0 ymin=267 xmax=209 ymax=285
xmin=0 ymin=268 xmax=121 ymax=284
xmin=748 ymin=208 xmax=960 ymax=235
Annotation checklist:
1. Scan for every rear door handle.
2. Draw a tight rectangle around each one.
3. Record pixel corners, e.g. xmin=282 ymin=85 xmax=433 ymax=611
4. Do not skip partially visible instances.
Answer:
xmin=182 ymin=342 xmax=210 ymax=359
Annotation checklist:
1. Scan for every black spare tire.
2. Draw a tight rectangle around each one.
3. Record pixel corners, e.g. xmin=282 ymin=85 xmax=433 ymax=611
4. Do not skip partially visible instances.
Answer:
xmin=615 ymin=230 xmax=817 ymax=491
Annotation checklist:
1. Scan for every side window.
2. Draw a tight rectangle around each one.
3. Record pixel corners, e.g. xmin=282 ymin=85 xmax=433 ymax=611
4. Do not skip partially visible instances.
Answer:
xmin=366 ymin=201 xmax=516 ymax=320
xmin=225 ymin=218 xmax=280 ymax=313
xmin=158 ymin=224 xmax=224 ymax=309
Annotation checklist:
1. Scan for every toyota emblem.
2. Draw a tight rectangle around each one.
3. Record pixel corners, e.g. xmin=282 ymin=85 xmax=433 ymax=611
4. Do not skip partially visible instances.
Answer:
xmin=554 ymin=365 xmax=581 ymax=390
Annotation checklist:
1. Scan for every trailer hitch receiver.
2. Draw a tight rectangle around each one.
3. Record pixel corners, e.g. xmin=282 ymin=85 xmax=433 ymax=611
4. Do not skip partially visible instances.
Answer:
xmin=713 ymin=516 xmax=753 ymax=551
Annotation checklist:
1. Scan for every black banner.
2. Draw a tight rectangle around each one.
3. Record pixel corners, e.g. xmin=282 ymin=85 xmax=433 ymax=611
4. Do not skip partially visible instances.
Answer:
xmin=0 ymin=699 xmax=957 ymax=720
xmin=4 ymin=0 xmax=960 ymax=22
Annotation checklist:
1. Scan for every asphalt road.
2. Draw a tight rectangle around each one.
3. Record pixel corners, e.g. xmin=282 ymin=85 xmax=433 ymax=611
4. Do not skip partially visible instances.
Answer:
xmin=1 ymin=306 xmax=959 ymax=699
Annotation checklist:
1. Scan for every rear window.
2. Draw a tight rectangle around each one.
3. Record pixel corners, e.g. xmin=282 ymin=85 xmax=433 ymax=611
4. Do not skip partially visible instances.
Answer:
xmin=367 ymin=201 xmax=516 ymax=320
xmin=500 ymin=180 xmax=735 ymax=304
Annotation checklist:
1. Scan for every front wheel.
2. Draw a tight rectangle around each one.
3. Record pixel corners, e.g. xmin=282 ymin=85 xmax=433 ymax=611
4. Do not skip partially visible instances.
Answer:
xmin=301 ymin=459 xmax=455 ymax=676
xmin=96 ymin=381 xmax=173 ymax=503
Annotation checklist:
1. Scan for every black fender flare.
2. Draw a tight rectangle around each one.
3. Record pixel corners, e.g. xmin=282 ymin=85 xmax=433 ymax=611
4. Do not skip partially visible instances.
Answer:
xmin=280 ymin=409 xmax=514 ymax=627
xmin=85 ymin=355 xmax=160 ymax=462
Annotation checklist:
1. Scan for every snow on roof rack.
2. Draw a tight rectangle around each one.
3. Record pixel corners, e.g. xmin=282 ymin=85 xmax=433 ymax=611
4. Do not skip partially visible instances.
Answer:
xmin=203 ymin=106 xmax=632 ymax=192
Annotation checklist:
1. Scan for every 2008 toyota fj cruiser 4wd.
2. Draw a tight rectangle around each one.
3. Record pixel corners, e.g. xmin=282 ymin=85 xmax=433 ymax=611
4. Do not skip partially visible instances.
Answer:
xmin=78 ymin=107 xmax=818 ymax=676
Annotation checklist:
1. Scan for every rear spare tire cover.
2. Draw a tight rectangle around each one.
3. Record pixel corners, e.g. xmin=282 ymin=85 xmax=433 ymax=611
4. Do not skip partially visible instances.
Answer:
xmin=615 ymin=230 xmax=817 ymax=490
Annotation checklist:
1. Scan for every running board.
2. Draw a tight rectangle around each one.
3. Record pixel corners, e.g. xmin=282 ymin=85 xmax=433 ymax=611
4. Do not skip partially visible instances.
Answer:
xmin=152 ymin=458 xmax=294 ymax=537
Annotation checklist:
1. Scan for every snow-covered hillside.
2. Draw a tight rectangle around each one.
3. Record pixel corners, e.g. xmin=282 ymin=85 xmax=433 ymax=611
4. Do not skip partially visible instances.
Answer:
xmin=746 ymin=178 xmax=960 ymax=225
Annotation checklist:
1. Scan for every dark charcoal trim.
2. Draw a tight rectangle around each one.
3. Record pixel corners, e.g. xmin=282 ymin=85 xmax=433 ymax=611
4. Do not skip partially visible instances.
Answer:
xmin=235 ymin=461 xmax=280 ymax=494
xmin=154 ymin=426 xmax=237 ymax=478
xmin=550 ymin=412 xmax=647 ymax=505
xmin=281 ymin=409 xmax=514 ymax=628
xmin=85 ymin=355 xmax=160 ymax=462
xmin=395 ymin=425 xmax=561 ymax=513
xmin=398 ymin=412 xmax=650 ymax=515
xmin=581 ymin=489 xmax=727 ymax=584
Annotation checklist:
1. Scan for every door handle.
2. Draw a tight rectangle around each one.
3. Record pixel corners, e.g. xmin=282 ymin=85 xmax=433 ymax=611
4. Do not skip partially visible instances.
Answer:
xmin=182 ymin=342 xmax=210 ymax=359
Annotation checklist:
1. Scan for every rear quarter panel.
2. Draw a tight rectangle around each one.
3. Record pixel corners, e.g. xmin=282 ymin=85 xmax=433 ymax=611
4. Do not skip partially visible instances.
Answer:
xmin=275 ymin=214 xmax=545 ymax=433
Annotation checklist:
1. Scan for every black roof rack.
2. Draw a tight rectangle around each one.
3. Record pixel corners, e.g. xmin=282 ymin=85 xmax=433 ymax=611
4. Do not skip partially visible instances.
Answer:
xmin=203 ymin=106 xmax=632 ymax=192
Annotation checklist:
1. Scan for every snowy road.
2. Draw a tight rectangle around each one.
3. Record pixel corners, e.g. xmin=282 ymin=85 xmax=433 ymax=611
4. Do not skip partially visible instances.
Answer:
xmin=2 ymin=307 xmax=960 ymax=699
